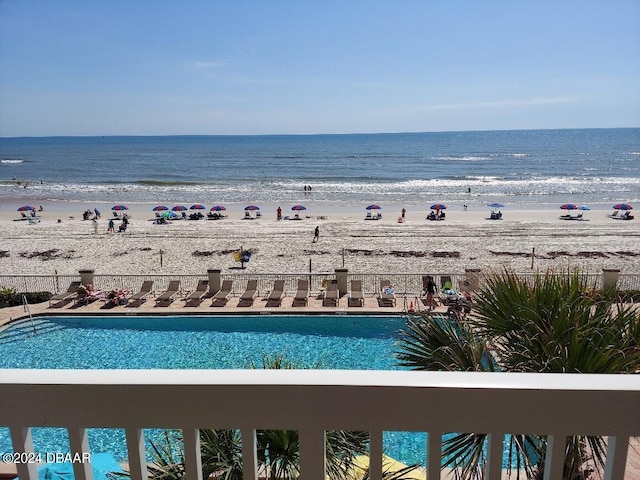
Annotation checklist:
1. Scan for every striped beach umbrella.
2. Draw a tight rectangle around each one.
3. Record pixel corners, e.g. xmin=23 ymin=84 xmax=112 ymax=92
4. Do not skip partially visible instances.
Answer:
xmin=17 ymin=205 xmax=36 ymax=211
xmin=172 ymin=205 xmax=188 ymax=211
xmin=486 ymin=202 xmax=504 ymax=209
xmin=190 ymin=204 xmax=206 ymax=210
xmin=613 ymin=203 xmax=633 ymax=210
xmin=430 ymin=203 xmax=447 ymax=210
xmin=291 ymin=204 xmax=307 ymax=211
xmin=111 ymin=204 xmax=129 ymax=211
xmin=210 ymin=205 xmax=226 ymax=211
xmin=366 ymin=204 xmax=381 ymax=210
xmin=244 ymin=205 xmax=260 ymax=211
xmin=560 ymin=203 xmax=578 ymax=210
xmin=152 ymin=205 xmax=169 ymax=211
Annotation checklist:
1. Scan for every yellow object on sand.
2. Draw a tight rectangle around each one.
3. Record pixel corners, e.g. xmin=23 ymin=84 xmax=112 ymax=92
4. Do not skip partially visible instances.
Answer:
xmin=349 ymin=454 xmax=426 ymax=480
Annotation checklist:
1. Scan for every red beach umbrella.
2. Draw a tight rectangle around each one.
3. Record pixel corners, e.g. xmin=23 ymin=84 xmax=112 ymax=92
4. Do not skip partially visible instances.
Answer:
xmin=560 ymin=204 xmax=578 ymax=210
xmin=210 ymin=205 xmax=226 ymax=211
xmin=111 ymin=204 xmax=129 ymax=211
xmin=291 ymin=205 xmax=307 ymax=211
xmin=17 ymin=205 xmax=36 ymax=211
xmin=244 ymin=205 xmax=260 ymax=211
xmin=172 ymin=205 xmax=188 ymax=211
xmin=152 ymin=205 xmax=169 ymax=211
xmin=190 ymin=204 xmax=206 ymax=210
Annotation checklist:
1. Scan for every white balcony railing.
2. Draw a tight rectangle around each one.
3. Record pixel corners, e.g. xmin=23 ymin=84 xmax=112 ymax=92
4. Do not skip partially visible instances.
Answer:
xmin=1 ymin=370 xmax=639 ymax=480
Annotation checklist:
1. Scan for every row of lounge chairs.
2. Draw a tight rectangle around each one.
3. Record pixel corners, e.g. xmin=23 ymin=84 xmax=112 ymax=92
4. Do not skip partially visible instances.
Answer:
xmin=46 ymin=278 xmax=378 ymax=309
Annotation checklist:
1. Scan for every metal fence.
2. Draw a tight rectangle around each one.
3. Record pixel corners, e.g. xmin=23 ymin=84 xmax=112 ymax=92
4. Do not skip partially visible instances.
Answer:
xmin=1 ymin=272 xmax=639 ymax=298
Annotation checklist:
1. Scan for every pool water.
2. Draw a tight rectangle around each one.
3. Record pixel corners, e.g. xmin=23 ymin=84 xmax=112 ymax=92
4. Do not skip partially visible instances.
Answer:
xmin=0 ymin=314 xmax=510 ymax=469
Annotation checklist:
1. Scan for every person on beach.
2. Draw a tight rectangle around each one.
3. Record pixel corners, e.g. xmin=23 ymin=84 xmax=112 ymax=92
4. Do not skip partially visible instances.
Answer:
xmin=92 ymin=218 xmax=99 ymax=234
xmin=94 ymin=208 xmax=101 ymax=219
xmin=107 ymin=218 xmax=115 ymax=233
xmin=313 ymin=226 xmax=320 ymax=243
xmin=401 ymin=208 xmax=406 ymax=220
xmin=424 ymin=275 xmax=438 ymax=310
xmin=277 ymin=206 xmax=282 ymax=220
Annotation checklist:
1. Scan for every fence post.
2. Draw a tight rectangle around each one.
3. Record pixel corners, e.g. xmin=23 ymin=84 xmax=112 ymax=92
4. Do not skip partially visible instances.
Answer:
xmin=462 ymin=268 xmax=482 ymax=292
xmin=602 ymin=268 xmax=620 ymax=292
xmin=208 ymin=269 xmax=221 ymax=293
xmin=335 ymin=268 xmax=348 ymax=297
xmin=78 ymin=269 xmax=94 ymax=286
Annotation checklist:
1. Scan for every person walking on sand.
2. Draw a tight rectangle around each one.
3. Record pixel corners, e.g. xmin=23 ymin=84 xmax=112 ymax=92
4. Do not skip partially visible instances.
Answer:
xmin=92 ymin=218 xmax=99 ymax=234
xmin=277 ymin=206 xmax=282 ymax=220
xmin=425 ymin=275 xmax=438 ymax=310
xmin=401 ymin=207 xmax=406 ymax=220
xmin=313 ymin=226 xmax=320 ymax=243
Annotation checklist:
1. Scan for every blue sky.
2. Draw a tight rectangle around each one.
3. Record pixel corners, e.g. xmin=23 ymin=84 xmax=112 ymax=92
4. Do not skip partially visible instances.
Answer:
xmin=1 ymin=0 xmax=639 ymax=136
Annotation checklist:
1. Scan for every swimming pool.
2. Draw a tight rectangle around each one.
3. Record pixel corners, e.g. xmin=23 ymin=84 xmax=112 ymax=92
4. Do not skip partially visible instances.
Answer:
xmin=1 ymin=315 xmax=431 ymax=465
xmin=0 ymin=314 xmax=510 ymax=469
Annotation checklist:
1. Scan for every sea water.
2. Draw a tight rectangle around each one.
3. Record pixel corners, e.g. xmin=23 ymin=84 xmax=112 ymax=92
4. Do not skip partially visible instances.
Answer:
xmin=1 ymin=128 xmax=639 ymax=208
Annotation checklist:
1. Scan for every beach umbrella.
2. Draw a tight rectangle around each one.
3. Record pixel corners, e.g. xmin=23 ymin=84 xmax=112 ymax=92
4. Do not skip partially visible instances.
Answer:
xmin=560 ymin=204 xmax=578 ymax=210
xmin=366 ymin=204 xmax=381 ymax=210
xmin=152 ymin=205 xmax=169 ymax=211
xmin=486 ymin=202 xmax=505 ymax=209
xmin=244 ymin=205 xmax=260 ymax=211
xmin=579 ymin=205 xmax=591 ymax=211
xmin=17 ymin=205 xmax=35 ymax=211
xmin=430 ymin=203 xmax=447 ymax=210
xmin=291 ymin=204 xmax=307 ymax=211
xmin=210 ymin=205 xmax=226 ymax=211
xmin=190 ymin=204 xmax=206 ymax=210
xmin=613 ymin=203 xmax=633 ymax=210
xmin=172 ymin=205 xmax=188 ymax=211
xmin=111 ymin=204 xmax=129 ymax=211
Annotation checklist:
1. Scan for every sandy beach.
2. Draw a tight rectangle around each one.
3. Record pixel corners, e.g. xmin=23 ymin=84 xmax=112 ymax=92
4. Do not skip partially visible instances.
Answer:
xmin=1 ymin=201 xmax=638 ymax=277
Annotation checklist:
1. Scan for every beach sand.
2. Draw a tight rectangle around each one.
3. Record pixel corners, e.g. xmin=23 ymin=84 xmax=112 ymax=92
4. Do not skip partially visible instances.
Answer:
xmin=1 ymin=202 xmax=639 ymax=277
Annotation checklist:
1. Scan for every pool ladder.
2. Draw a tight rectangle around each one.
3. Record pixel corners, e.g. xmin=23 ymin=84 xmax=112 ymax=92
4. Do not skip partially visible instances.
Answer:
xmin=22 ymin=294 xmax=37 ymax=335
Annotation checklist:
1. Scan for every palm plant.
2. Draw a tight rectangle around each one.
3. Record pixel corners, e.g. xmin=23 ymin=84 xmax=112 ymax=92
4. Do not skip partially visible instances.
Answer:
xmin=396 ymin=269 xmax=640 ymax=480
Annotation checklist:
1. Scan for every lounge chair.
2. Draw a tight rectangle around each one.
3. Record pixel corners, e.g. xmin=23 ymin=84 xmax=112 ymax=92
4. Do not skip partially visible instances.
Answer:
xmin=126 ymin=280 xmax=154 ymax=307
xmin=49 ymin=281 xmax=82 ymax=307
xmin=237 ymin=280 xmax=258 ymax=307
xmin=184 ymin=280 xmax=209 ymax=307
xmin=74 ymin=285 xmax=104 ymax=306
xmin=323 ymin=280 xmax=339 ymax=307
xmin=348 ymin=279 xmax=364 ymax=307
xmin=211 ymin=280 xmax=233 ymax=307
xmin=292 ymin=279 xmax=309 ymax=307
xmin=155 ymin=280 xmax=181 ymax=306
xmin=378 ymin=279 xmax=396 ymax=307
xmin=265 ymin=280 xmax=285 ymax=307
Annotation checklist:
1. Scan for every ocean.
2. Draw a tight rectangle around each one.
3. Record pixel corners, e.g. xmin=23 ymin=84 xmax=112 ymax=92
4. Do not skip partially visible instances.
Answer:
xmin=1 ymin=128 xmax=639 ymax=209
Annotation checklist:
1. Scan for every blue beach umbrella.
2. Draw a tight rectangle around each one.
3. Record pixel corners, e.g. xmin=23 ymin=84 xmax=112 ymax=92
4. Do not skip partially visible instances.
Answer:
xmin=578 ymin=205 xmax=591 ymax=211
xmin=172 ymin=205 xmax=188 ymax=211
xmin=152 ymin=205 xmax=169 ymax=211
xmin=487 ymin=202 xmax=505 ymax=209
xmin=291 ymin=204 xmax=307 ymax=211
xmin=430 ymin=203 xmax=447 ymax=210
xmin=17 ymin=205 xmax=35 ymax=211
xmin=613 ymin=203 xmax=633 ymax=210
xmin=366 ymin=204 xmax=381 ymax=210
xmin=244 ymin=205 xmax=260 ymax=211
xmin=111 ymin=204 xmax=129 ymax=211
xmin=560 ymin=203 xmax=578 ymax=210
xmin=211 ymin=205 xmax=226 ymax=211
xmin=190 ymin=204 xmax=206 ymax=210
